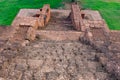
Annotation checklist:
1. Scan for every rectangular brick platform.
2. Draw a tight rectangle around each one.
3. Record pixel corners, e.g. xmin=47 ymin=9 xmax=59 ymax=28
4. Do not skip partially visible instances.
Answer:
xmin=10 ymin=9 xmax=112 ymax=42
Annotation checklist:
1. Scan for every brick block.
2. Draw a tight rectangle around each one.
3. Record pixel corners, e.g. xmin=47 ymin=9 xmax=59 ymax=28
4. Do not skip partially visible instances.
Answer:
xmin=27 ymin=27 xmax=36 ymax=41
xmin=19 ymin=17 xmax=39 ymax=29
xmin=38 ymin=4 xmax=51 ymax=28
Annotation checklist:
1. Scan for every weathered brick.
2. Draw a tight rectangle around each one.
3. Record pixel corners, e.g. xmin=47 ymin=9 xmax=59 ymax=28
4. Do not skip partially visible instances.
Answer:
xmin=27 ymin=27 xmax=36 ymax=41
xmin=19 ymin=17 xmax=39 ymax=29
xmin=38 ymin=4 xmax=51 ymax=28
xmin=71 ymin=4 xmax=84 ymax=31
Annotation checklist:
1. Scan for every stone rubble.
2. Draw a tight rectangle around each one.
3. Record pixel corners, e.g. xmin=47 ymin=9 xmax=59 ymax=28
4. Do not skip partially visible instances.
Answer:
xmin=0 ymin=41 xmax=111 ymax=80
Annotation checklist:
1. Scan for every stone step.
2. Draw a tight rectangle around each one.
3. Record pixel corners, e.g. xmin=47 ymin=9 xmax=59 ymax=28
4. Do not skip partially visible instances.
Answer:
xmin=36 ymin=30 xmax=82 ymax=41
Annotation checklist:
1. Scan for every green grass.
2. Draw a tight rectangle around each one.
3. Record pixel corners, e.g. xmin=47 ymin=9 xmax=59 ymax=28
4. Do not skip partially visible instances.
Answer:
xmin=0 ymin=0 xmax=63 ymax=26
xmin=80 ymin=0 xmax=120 ymax=30
xmin=0 ymin=0 xmax=120 ymax=30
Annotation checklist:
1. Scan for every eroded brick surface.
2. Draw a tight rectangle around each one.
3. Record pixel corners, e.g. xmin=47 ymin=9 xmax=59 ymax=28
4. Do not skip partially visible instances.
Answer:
xmin=71 ymin=4 xmax=85 ymax=31
xmin=0 ymin=41 xmax=110 ymax=80
xmin=36 ymin=30 xmax=82 ymax=41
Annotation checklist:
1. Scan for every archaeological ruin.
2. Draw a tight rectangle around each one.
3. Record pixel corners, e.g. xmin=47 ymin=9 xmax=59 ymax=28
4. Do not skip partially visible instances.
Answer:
xmin=0 ymin=4 xmax=120 ymax=80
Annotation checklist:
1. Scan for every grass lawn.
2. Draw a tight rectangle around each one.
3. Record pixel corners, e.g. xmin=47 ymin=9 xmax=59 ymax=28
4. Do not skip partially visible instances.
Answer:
xmin=80 ymin=0 xmax=120 ymax=30
xmin=0 ymin=0 xmax=119 ymax=30
xmin=0 ymin=0 xmax=62 ymax=26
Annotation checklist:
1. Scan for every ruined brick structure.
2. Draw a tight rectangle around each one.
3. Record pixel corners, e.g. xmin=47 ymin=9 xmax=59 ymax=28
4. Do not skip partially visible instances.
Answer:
xmin=38 ymin=4 xmax=51 ymax=28
xmin=0 ymin=4 xmax=120 ymax=80
xmin=11 ymin=4 xmax=51 ymax=43
xmin=71 ymin=4 xmax=85 ymax=31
